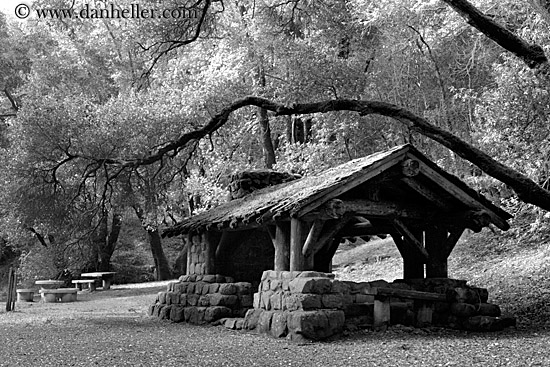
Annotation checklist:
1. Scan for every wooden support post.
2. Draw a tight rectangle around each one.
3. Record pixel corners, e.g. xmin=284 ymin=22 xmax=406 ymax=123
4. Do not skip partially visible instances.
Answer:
xmin=290 ymin=218 xmax=308 ymax=271
xmin=302 ymin=219 xmax=325 ymax=270
xmin=273 ymin=222 xmax=290 ymax=271
xmin=425 ymin=226 xmax=449 ymax=278
xmin=391 ymin=232 xmax=424 ymax=280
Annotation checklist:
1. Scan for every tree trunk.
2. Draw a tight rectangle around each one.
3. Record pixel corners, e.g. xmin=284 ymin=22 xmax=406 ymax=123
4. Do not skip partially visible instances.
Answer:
xmin=133 ymin=205 xmax=172 ymax=280
xmin=258 ymin=106 xmax=276 ymax=168
xmin=146 ymin=227 xmax=172 ymax=280
xmin=98 ymin=213 xmax=123 ymax=272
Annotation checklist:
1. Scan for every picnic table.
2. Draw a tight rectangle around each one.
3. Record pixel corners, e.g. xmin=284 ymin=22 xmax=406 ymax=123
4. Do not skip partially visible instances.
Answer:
xmin=80 ymin=272 xmax=116 ymax=290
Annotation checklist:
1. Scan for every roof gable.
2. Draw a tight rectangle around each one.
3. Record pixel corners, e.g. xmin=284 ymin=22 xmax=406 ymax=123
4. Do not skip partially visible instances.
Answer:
xmin=164 ymin=144 xmax=511 ymax=237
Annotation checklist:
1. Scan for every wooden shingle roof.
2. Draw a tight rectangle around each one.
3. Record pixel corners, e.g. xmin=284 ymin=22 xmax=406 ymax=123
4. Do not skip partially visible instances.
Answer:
xmin=163 ymin=144 xmax=511 ymax=237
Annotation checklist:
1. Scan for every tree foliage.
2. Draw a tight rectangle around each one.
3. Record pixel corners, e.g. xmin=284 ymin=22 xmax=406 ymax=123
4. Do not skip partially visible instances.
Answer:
xmin=2 ymin=0 xmax=550 ymax=278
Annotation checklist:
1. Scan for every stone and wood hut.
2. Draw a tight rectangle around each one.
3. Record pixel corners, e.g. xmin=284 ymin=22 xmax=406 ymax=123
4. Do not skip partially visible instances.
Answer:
xmin=153 ymin=144 xmax=514 ymax=338
xmin=163 ymin=143 xmax=511 ymax=282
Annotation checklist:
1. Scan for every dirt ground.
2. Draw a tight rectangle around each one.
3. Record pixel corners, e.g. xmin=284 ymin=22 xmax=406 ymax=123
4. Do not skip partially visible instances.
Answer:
xmin=1 ymin=281 xmax=549 ymax=367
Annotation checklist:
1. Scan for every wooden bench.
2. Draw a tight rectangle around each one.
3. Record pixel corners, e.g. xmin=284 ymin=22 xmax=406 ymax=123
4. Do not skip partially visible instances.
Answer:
xmin=39 ymin=288 xmax=78 ymax=303
xmin=366 ymin=287 xmax=448 ymax=330
xmin=72 ymin=279 xmax=97 ymax=291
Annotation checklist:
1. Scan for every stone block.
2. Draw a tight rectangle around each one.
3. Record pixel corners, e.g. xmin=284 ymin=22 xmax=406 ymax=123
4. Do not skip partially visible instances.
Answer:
xmin=205 ymin=306 xmax=232 ymax=322
xmin=239 ymin=294 xmax=253 ymax=307
xmin=225 ymin=276 xmax=235 ymax=283
xmin=179 ymin=294 xmax=188 ymax=306
xmin=369 ymin=279 xmax=390 ymax=289
xmin=219 ymin=284 xmax=237 ymax=295
xmin=470 ymin=287 xmax=489 ymax=303
xmin=261 ymin=290 xmax=273 ymax=309
xmin=153 ymin=304 xmax=163 ymax=317
xmin=184 ymin=306 xmax=197 ymax=323
xmin=465 ymin=315 xmax=505 ymax=332
xmin=287 ymin=310 xmax=330 ymax=340
xmin=450 ymin=302 xmax=477 ymax=317
xmin=330 ymin=280 xmax=350 ymax=295
xmin=281 ymin=271 xmax=295 ymax=280
xmin=194 ymin=282 xmax=204 ymax=294
xmin=235 ymin=319 xmax=244 ymax=330
xmin=285 ymin=293 xmax=322 ymax=311
xmin=447 ymin=287 xmax=482 ymax=304
xmin=170 ymin=306 xmax=185 ymax=323
xmin=188 ymin=264 xmax=196 ymax=274
xmin=202 ymin=274 xmax=217 ymax=283
xmin=215 ymin=274 xmax=227 ymax=283
xmin=322 ymin=294 xmax=344 ymax=309
xmin=253 ymin=293 xmax=261 ymax=309
xmin=186 ymin=283 xmax=196 ymax=294
xmin=258 ymin=310 xmax=274 ymax=333
xmin=209 ymin=283 xmax=220 ymax=293
xmin=235 ymin=282 xmax=252 ymax=295
xmin=289 ymin=277 xmax=332 ymax=294
xmin=173 ymin=282 xmax=186 ymax=294
xmin=271 ymin=311 xmax=288 ymax=338
xmin=270 ymin=292 xmax=283 ymax=310
xmin=355 ymin=294 xmax=374 ymax=304
xmin=297 ymin=271 xmax=328 ymax=278
xmin=195 ymin=275 xmax=204 ymax=281
xmin=210 ymin=293 xmax=238 ymax=307
xmin=223 ymin=318 xmax=238 ymax=329
xmin=243 ymin=309 xmax=263 ymax=330
xmin=179 ymin=275 xmax=189 ymax=282
xmin=159 ymin=305 xmax=172 ymax=320
xmin=265 ymin=270 xmax=280 ymax=280
xmin=188 ymin=274 xmax=197 ymax=282
xmin=187 ymin=294 xmax=200 ymax=306
xmin=167 ymin=282 xmax=175 ymax=292
xmin=270 ymin=279 xmax=282 ymax=292
xmin=201 ymin=284 xmax=210 ymax=295
xmin=261 ymin=280 xmax=270 ymax=292
xmin=166 ymin=292 xmax=180 ymax=305
xmin=199 ymin=295 xmax=211 ymax=307
xmin=261 ymin=271 xmax=269 ymax=281
xmin=477 ymin=303 xmax=501 ymax=317
xmin=282 ymin=279 xmax=291 ymax=291
xmin=157 ymin=292 xmax=167 ymax=304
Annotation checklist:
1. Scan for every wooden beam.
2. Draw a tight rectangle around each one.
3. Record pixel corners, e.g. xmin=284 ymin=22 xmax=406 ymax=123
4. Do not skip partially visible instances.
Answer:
xmin=310 ymin=216 xmax=353 ymax=256
xmin=416 ymin=159 xmax=510 ymax=230
xmin=392 ymin=218 xmax=429 ymax=262
xmin=302 ymin=219 xmax=325 ymax=257
xmin=290 ymin=218 xmax=309 ymax=271
xmin=400 ymin=177 xmax=449 ymax=210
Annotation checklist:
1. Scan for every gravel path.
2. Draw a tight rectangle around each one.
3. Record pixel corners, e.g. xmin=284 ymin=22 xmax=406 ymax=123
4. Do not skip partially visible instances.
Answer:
xmin=1 ymin=282 xmax=549 ymax=367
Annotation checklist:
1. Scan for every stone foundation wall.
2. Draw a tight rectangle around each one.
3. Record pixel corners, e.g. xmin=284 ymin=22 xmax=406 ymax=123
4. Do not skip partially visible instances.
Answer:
xmin=150 ymin=271 xmax=515 ymax=339
xmin=242 ymin=271 xmax=346 ymax=341
xmin=149 ymin=274 xmax=254 ymax=325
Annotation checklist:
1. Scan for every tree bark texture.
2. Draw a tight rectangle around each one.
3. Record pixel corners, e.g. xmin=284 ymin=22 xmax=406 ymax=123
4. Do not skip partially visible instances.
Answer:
xmin=134 ymin=205 xmax=172 ymax=280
